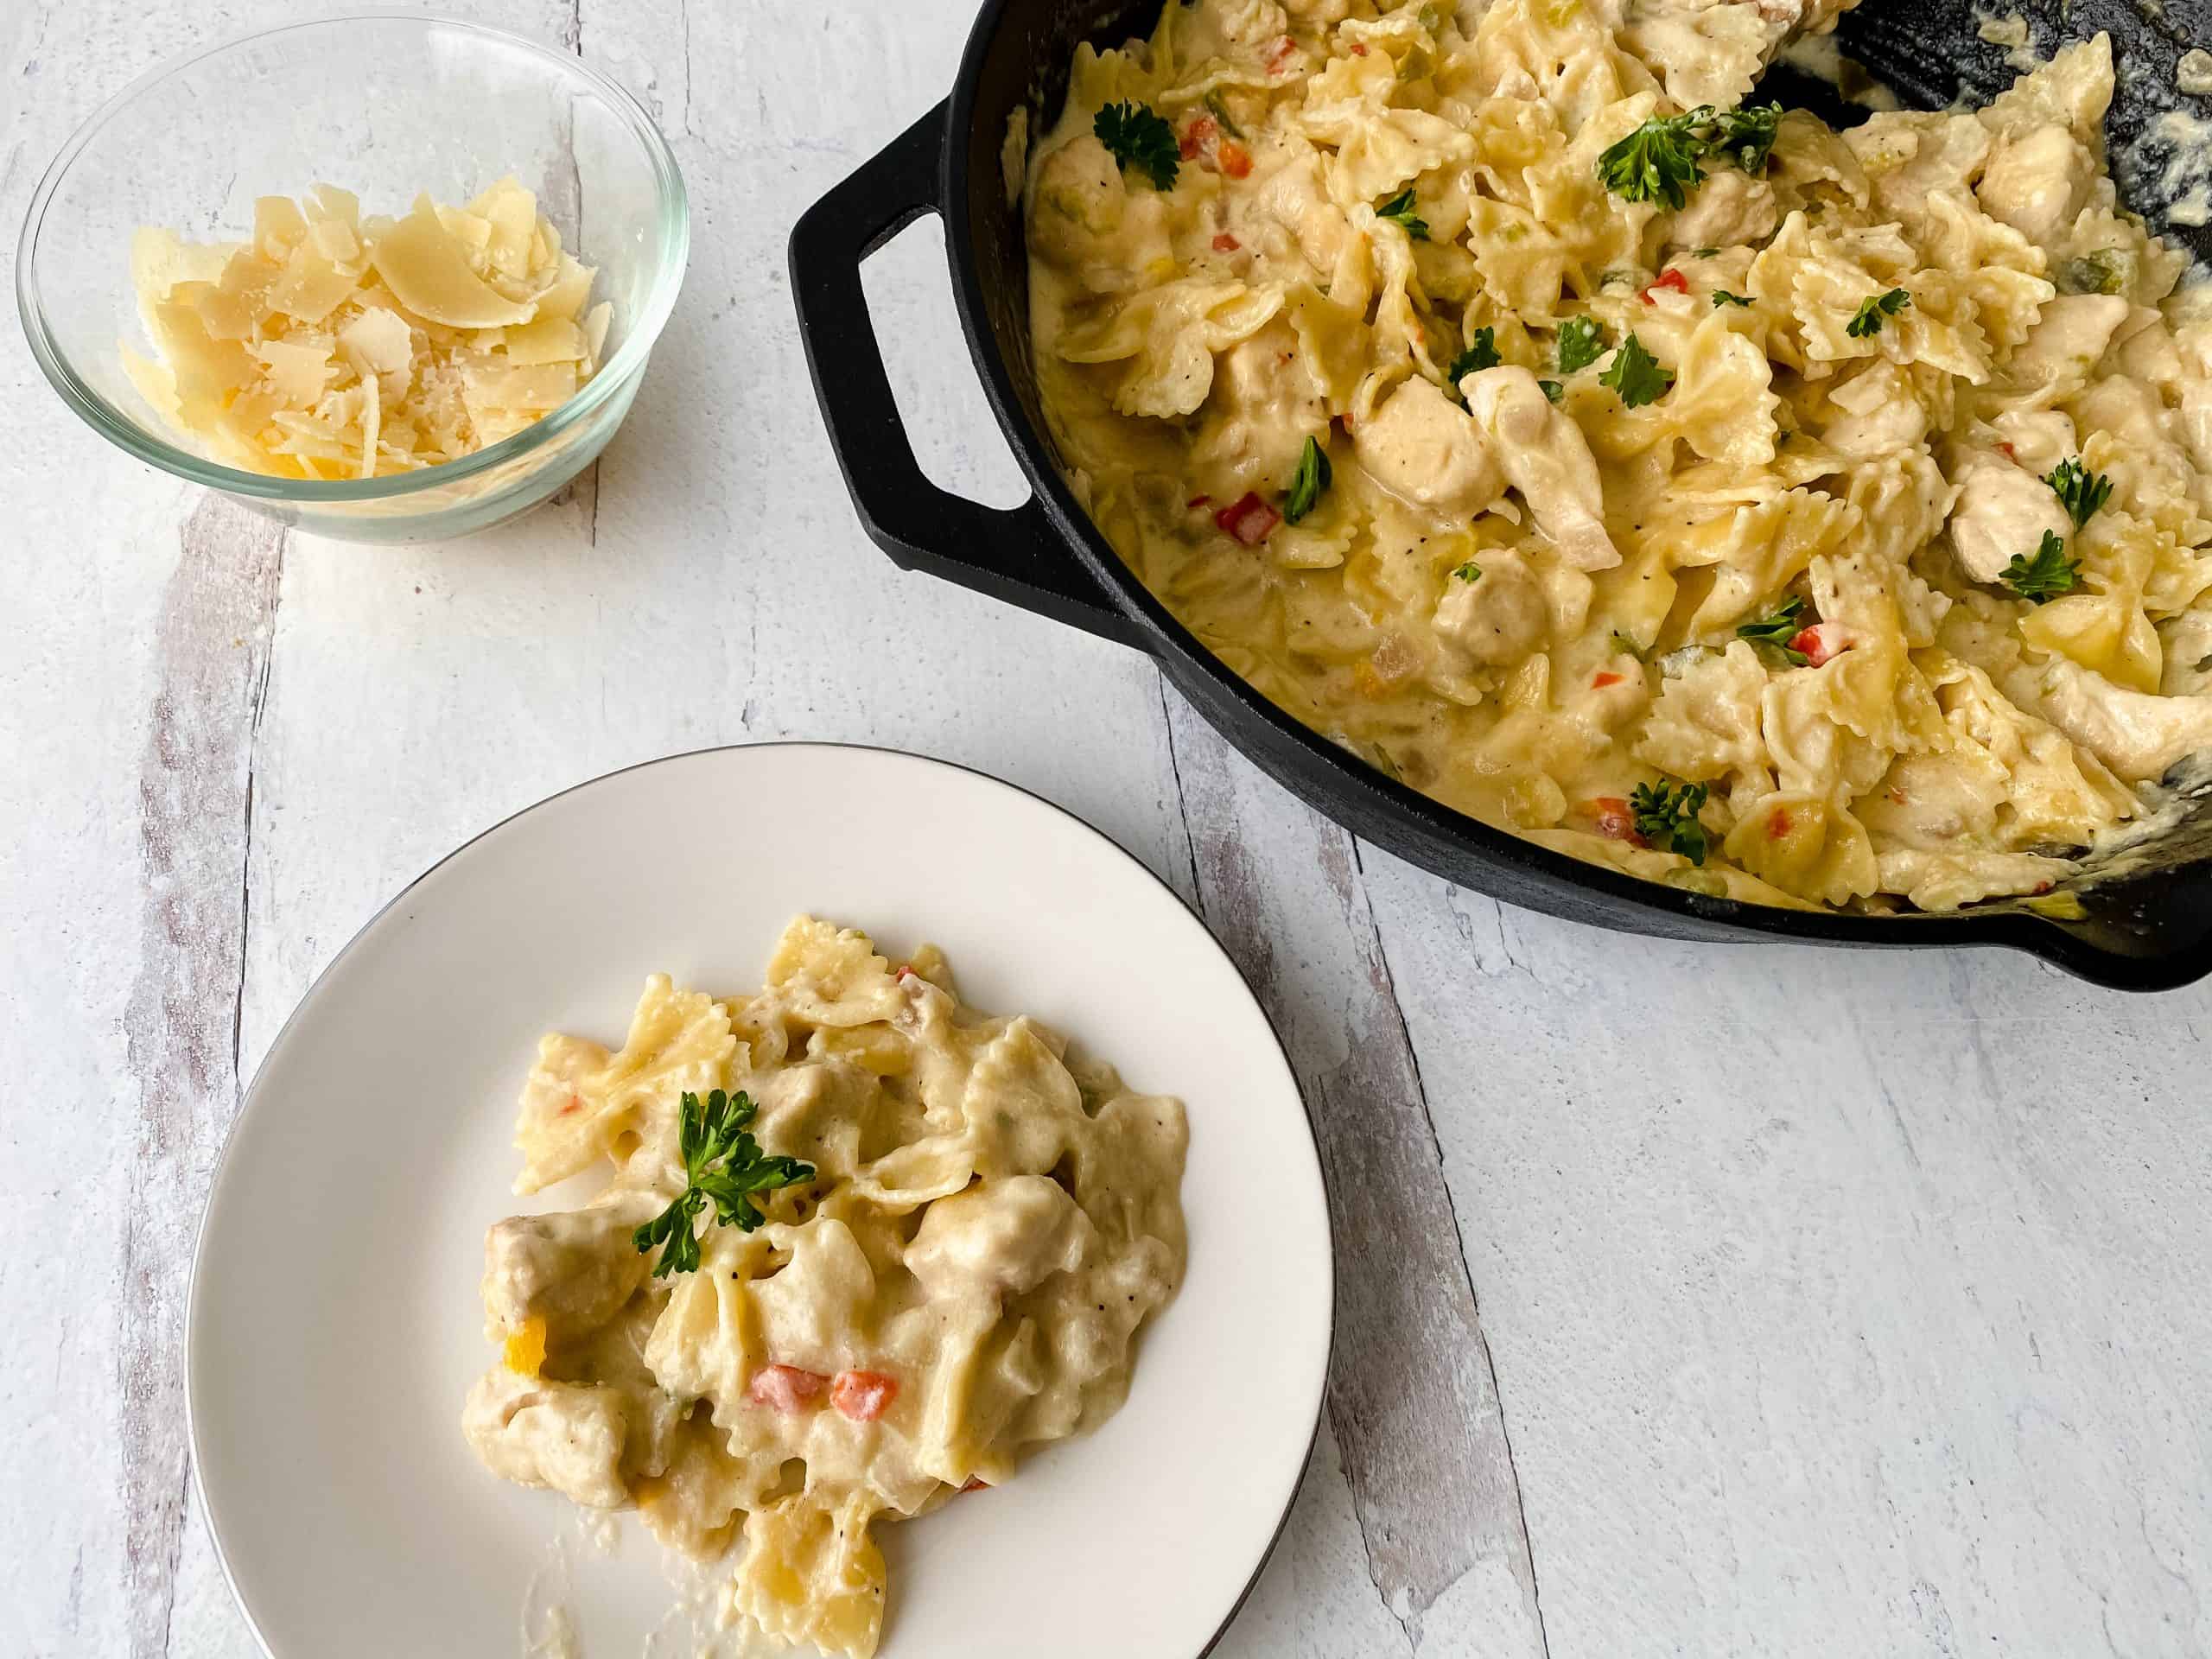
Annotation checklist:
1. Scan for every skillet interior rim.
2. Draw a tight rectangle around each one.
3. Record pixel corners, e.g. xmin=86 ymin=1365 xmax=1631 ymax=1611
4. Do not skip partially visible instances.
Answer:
xmin=934 ymin=0 xmax=2212 ymax=987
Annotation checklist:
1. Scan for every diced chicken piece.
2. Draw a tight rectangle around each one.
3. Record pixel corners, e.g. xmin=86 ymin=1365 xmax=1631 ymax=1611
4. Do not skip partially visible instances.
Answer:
xmin=482 ymin=1205 xmax=653 ymax=1337
xmin=1433 ymin=552 xmax=1548 ymax=668
xmin=2010 ymin=294 xmax=2131 ymax=384
xmin=1989 ymin=408 xmax=2076 ymax=476
xmin=1668 ymin=168 xmax=1779 ymax=251
xmin=1947 ymin=452 xmax=2070 ymax=584
xmin=906 ymin=1175 xmax=1092 ymax=1300
xmin=1977 ymin=126 xmax=2094 ymax=246
xmin=1820 ymin=362 xmax=1930 ymax=460
xmin=2018 ymin=658 xmax=2212 ymax=782
xmin=1255 ymin=149 xmax=1356 ymax=283
xmin=1030 ymin=135 xmax=1171 ymax=282
xmin=1192 ymin=320 xmax=1329 ymax=496
xmin=1461 ymin=366 xmax=1621 ymax=570
xmin=1353 ymin=378 xmax=1503 ymax=518
xmin=463 ymin=1368 xmax=631 ymax=1510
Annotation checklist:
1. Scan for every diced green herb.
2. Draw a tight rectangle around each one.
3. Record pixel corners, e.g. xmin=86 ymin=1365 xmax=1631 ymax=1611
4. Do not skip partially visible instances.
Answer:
xmin=1599 ymin=333 xmax=1673 ymax=406
xmin=1706 ymin=103 xmax=1783 ymax=174
xmin=2057 ymin=248 xmax=2130 ymax=296
xmin=1203 ymin=90 xmax=1243 ymax=141
xmin=1452 ymin=561 xmax=1482 ymax=582
xmin=2044 ymin=457 xmax=2113 ymax=530
xmin=1447 ymin=327 xmax=1501 ymax=386
xmin=1539 ymin=378 xmax=1564 ymax=403
xmin=1630 ymin=779 xmax=1710 ymax=866
xmin=1285 ymin=435 xmax=1332 ymax=524
xmin=1736 ymin=595 xmax=1808 ymax=664
xmin=1595 ymin=103 xmax=1783 ymax=210
xmin=1999 ymin=530 xmax=2082 ymax=604
xmin=1557 ymin=315 xmax=1607 ymax=373
xmin=632 ymin=1090 xmax=816 ymax=1277
xmin=1094 ymin=101 xmax=1179 ymax=190
xmin=1845 ymin=287 xmax=1911 ymax=339
xmin=1711 ymin=289 xmax=1752 ymax=308
xmin=1689 ymin=245 xmax=1720 ymax=258
xmin=1376 ymin=187 xmax=1429 ymax=239
xmin=1597 ymin=110 xmax=1709 ymax=211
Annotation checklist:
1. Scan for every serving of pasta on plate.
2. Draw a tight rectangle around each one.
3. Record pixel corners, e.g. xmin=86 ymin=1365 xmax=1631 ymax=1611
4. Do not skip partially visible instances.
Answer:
xmin=462 ymin=916 xmax=1188 ymax=1659
xmin=1026 ymin=0 xmax=2212 ymax=913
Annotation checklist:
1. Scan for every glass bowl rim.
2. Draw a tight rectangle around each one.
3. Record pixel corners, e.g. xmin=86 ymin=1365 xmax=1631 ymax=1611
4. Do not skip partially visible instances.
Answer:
xmin=12 ymin=10 xmax=690 ymax=504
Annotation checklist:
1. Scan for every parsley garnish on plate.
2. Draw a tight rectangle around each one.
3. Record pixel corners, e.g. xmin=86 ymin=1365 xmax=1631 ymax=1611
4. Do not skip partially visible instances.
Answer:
xmin=2044 ymin=457 xmax=2113 ymax=529
xmin=1285 ymin=435 xmax=1332 ymax=524
xmin=1736 ymin=595 xmax=1808 ymax=663
xmin=1599 ymin=334 xmax=1673 ymax=406
xmin=1596 ymin=104 xmax=1783 ymax=210
xmin=1094 ymin=102 xmax=1179 ymax=190
xmin=632 ymin=1090 xmax=816 ymax=1277
xmin=1846 ymin=288 xmax=1911 ymax=339
xmin=1376 ymin=187 xmax=1429 ymax=239
xmin=1448 ymin=327 xmax=1501 ymax=385
xmin=1999 ymin=531 xmax=2083 ymax=605
xmin=1556 ymin=315 xmax=1606 ymax=374
xmin=1711 ymin=290 xmax=1752 ymax=308
xmin=1630 ymin=779 xmax=1710 ymax=865
xmin=1453 ymin=561 xmax=1482 ymax=582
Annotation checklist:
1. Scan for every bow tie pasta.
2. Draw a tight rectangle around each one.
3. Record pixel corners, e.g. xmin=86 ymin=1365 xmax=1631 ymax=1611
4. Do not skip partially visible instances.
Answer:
xmin=462 ymin=918 xmax=1187 ymax=1658
xmin=1027 ymin=0 xmax=2212 ymax=913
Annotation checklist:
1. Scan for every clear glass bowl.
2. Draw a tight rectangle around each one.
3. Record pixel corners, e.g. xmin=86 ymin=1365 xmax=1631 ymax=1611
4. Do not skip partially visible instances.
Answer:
xmin=15 ymin=14 xmax=688 ymax=543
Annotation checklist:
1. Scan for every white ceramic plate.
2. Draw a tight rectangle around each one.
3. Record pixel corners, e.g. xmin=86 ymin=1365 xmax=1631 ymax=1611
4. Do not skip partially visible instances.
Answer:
xmin=188 ymin=743 xmax=1332 ymax=1659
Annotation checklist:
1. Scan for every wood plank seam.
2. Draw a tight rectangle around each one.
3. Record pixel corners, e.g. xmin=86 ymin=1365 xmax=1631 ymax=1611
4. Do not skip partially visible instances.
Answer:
xmin=118 ymin=497 xmax=286 ymax=1659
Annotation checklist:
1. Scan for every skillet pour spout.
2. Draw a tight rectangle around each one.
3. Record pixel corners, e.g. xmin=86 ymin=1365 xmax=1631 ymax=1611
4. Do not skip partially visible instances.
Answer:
xmin=789 ymin=0 xmax=2212 ymax=990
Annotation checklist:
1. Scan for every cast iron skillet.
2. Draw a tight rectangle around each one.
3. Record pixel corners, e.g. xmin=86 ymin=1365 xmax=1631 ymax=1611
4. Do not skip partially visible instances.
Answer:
xmin=791 ymin=0 xmax=2212 ymax=991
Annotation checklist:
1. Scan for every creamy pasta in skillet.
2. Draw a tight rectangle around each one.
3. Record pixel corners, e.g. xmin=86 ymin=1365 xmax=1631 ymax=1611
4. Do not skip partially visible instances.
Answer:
xmin=462 ymin=918 xmax=1186 ymax=1658
xmin=1026 ymin=0 xmax=2212 ymax=912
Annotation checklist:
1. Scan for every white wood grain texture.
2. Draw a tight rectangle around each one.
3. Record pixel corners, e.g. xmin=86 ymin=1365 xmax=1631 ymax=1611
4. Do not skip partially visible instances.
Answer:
xmin=6 ymin=1 xmax=2212 ymax=1657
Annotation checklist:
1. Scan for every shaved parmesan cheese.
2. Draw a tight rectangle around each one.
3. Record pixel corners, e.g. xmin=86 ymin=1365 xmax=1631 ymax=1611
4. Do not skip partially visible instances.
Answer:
xmin=373 ymin=199 xmax=537 ymax=328
xmin=254 ymin=339 xmax=334 ymax=404
xmin=126 ymin=178 xmax=607 ymax=478
xmin=340 ymin=306 xmax=415 ymax=377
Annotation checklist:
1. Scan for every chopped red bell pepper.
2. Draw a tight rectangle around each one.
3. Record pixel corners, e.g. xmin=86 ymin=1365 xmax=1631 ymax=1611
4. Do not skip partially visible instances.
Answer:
xmin=748 ymin=1364 xmax=830 ymax=1413
xmin=831 ymin=1370 xmax=899 ymax=1422
xmin=1217 ymin=139 xmax=1253 ymax=179
xmin=1586 ymin=798 xmax=1648 ymax=847
xmin=1212 ymin=232 xmax=1241 ymax=251
xmin=1217 ymin=492 xmax=1281 ymax=545
xmin=1641 ymin=268 xmax=1689 ymax=304
xmin=1179 ymin=116 xmax=1216 ymax=161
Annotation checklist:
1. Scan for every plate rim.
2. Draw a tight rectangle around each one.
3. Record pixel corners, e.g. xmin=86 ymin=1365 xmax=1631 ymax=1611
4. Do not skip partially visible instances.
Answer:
xmin=183 ymin=739 xmax=1335 ymax=1659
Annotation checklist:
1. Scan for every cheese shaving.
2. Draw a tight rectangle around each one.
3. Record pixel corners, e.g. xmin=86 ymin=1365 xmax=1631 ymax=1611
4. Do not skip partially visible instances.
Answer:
xmin=126 ymin=177 xmax=607 ymax=480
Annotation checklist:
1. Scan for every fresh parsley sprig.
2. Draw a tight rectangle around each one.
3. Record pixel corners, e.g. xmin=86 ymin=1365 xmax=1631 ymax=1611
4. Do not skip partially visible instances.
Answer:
xmin=632 ymin=1090 xmax=815 ymax=1278
xmin=1376 ymin=187 xmax=1429 ymax=239
xmin=1556 ymin=315 xmax=1606 ymax=374
xmin=1630 ymin=779 xmax=1710 ymax=865
xmin=1285 ymin=435 xmax=1332 ymax=524
xmin=1736 ymin=595 xmax=1808 ymax=664
xmin=2044 ymin=457 xmax=2113 ymax=530
xmin=1711 ymin=290 xmax=1752 ymax=308
xmin=1596 ymin=104 xmax=1783 ymax=210
xmin=1447 ymin=327 xmax=1500 ymax=386
xmin=1095 ymin=102 xmax=1179 ymax=190
xmin=2000 ymin=531 xmax=2083 ymax=605
xmin=1599 ymin=334 xmax=1673 ymax=407
xmin=1452 ymin=561 xmax=1483 ymax=582
xmin=1846 ymin=288 xmax=1911 ymax=339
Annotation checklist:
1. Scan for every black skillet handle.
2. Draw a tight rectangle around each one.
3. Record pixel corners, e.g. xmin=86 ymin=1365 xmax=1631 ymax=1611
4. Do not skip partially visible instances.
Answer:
xmin=789 ymin=103 xmax=1143 ymax=649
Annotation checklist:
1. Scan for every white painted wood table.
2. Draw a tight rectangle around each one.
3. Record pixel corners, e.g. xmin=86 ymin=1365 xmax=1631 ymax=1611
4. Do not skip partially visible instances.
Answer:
xmin=5 ymin=4 xmax=2209 ymax=1656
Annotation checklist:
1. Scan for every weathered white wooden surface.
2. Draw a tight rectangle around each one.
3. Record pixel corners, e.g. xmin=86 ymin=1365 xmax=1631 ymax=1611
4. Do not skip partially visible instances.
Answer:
xmin=2 ymin=3 xmax=2208 ymax=1657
